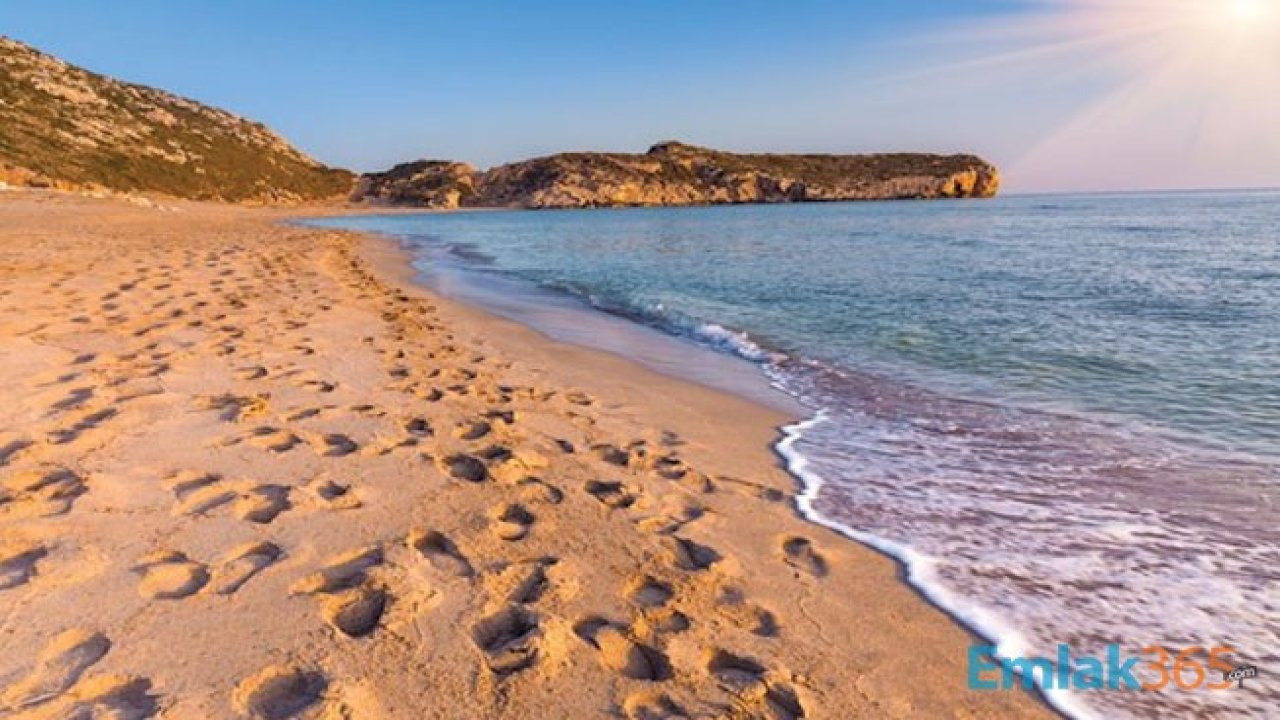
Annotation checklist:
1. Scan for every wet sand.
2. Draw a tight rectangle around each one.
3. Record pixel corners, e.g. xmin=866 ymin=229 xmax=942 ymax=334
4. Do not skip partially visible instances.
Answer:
xmin=0 ymin=191 xmax=1050 ymax=718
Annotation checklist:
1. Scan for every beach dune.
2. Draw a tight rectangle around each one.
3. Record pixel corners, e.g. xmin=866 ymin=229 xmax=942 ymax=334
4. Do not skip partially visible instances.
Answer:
xmin=0 ymin=192 xmax=1048 ymax=719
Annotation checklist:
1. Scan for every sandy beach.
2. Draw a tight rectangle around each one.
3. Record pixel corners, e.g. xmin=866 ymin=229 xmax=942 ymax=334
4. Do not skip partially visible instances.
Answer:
xmin=0 ymin=192 xmax=1050 ymax=719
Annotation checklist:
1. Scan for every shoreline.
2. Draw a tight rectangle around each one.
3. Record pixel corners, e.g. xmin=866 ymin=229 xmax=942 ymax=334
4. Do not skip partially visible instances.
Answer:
xmin=347 ymin=198 xmax=1280 ymax=720
xmin=348 ymin=217 xmax=1080 ymax=720
xmin=0 ymin=191 xmax=1052 ymax=718
xmin=345 ymin=218 xmax=1067 ymax=718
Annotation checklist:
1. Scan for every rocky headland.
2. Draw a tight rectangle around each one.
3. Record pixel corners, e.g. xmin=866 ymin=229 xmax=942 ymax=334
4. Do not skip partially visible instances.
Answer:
xmin=354 ymin=141 xmax=1001 ymax=209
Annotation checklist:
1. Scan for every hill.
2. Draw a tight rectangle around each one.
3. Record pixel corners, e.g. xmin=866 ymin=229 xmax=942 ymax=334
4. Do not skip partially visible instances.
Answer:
xmin=0 ymin=37 xmax=352 ymax=202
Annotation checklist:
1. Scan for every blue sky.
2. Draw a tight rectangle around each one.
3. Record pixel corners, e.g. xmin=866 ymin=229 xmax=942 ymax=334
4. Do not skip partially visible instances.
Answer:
xmin=4 ymin=1 xmax=1277 ymax=192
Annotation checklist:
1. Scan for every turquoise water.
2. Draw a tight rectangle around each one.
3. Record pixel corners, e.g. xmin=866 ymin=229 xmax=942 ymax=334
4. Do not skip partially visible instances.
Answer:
xmin=309 ymin=192 xmax=1279 ymax=718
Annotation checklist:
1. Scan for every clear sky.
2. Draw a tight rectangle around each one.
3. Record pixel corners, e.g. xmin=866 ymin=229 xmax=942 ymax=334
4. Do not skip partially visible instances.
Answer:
xmin=4 ymin=0 xmax=1278 ymax=192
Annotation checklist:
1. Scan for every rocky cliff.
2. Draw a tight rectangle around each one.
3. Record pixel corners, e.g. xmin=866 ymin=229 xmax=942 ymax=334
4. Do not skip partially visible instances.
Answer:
xmin=355 ymin=141 xmax=1000 ymax=209
xmin=0 ymin=37 xmax=353 ymax=202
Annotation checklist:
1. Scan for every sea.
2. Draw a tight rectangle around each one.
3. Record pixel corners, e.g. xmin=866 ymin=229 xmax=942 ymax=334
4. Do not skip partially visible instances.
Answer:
xmin=306 ymin=190 xmax=1279 ymax=719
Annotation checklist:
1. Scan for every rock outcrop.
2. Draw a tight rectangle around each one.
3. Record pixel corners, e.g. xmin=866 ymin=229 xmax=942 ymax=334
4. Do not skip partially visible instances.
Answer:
xmin=0 ymin=36 xmax=353 ymax=202
xmin=351 ymin=161 xmax=477 ymax=208
xmin=354 ymin=141 xmax=1000 ymax=209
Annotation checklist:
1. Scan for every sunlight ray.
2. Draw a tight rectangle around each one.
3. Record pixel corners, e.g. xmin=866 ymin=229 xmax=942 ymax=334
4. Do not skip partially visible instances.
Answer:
xmin=887 ymin=0 xmax=1280 ymax=189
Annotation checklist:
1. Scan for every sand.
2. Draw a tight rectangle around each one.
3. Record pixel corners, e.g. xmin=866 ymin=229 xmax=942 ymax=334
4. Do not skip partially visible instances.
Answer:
xmin=0 ymin=191 xmax=1051 ymax=719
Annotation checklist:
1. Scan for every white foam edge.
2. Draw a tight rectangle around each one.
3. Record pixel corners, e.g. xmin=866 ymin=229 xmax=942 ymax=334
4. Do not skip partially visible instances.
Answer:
xmin=775 ymin=410 xmax=1099 ymax=720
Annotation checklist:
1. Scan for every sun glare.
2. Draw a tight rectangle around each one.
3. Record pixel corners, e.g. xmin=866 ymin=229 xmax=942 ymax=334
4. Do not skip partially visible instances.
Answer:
xmin=1227 ymin=0 xmax=1272 ymax=23
xmin=1175 ymin=0 xmax=1280 ymax=38
xmin=909 ymin=0 xmax=1280 ymax=189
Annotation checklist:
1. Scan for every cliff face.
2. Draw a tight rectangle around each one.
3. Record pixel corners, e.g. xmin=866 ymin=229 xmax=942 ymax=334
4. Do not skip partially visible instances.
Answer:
xmin=354 ymin=142 xmax=1000 ymax=209
xmin=0 ymin=37 xmax=353 ymax=202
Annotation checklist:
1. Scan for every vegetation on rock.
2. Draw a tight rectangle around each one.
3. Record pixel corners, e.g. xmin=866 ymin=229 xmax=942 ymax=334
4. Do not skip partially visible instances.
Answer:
xmin=1 ymin=37 xmax=998 ymax=209
xmin=0 ymin=36 xmax=352 ymax=202
xmin=355 ymin=141 xmax=1000 ymax=209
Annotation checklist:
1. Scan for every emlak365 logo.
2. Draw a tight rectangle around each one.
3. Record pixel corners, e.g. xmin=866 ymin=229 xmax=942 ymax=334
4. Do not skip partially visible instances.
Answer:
xmin=968 ymin=644 xmax=1260 ymax=693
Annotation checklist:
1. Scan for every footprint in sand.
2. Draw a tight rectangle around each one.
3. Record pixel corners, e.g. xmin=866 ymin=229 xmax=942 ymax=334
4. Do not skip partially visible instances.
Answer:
xmin=0 ymin=541 xmax=48 ymax=590
xmin=196 ymin=393 xmax=269 ymax=423
xmin=453 ymin=419 xmax=491 ymax=441
xmin=321 ymin=585 xmax=389 ymax=638
xmin=304 ymin=477 xmax=362 ymax=511
xmin=438 ymin=453 xmax=487 ymax=483
xmin=230 ymin=427 xmax=303 ymax=453
xmin=705 ymin=648 xmax=767 ymax=689
xmin=780 ymin=536 xmax=828 ymax=578
xmin=650 ymin=454 xmax=690 ymax=481
xmin=715 ymin=591 xmax=781 ymax=638
xmin=168 ymin=472 xmax=291 ymax=524
xmin=634 ymin=497 xmax=706 ymax=536
xmin=470 ymin=605 xmax=540 ymax=675
xmin=284 ymin=406 xmax=329 ymax=422
xmin=0 ymin=466 xmax=87 ymax=518
xmin=48 ymin=408 xmax=118 ymax=444
xmin=133 ymin=550 xmax=209 ymax=599
xmin=490 ymin=503 xmax=535 ymax=542
xmin=624 ymin=575 xmax=675 ymax=610
xmin=574 ymin=617 xmax=670 ymax=681
xmin=0 ymin=437 xmax=35 ymax=468
xmin=440 ymin=366 xmax=477 ymax=386
xmin=290 ymin=546 xmax=384 ymax=596
xmin=663 ymin=537 xmax=721 ymax=572
xmin=491 ymin=559 xmax=555 ymax=604
xmin=210 ymin=542 xmax=282 ymax=595
xmin=701 ymin=649 xmax=809 ymax=717
xmin=312 ymin=433 xmax=358 ymax=457
xmin=516 ymin=477 xmax=565 ymax=506
xmin=232 ymin=481 xmax=290 ymax=520
xmin=300 ymin=378 xmax=336 ymax=393
xmin=234 ymin=365 xmax=268 ymax=381
xmin=0 ymin=629 xmax=128 ymax=713
xmin=564 ymin=391 xmax=594 ymax=407
xmin=485 ymin=409 xmax=516 ymax=426
xmin=639 ymin=606 xmax=692 ymax=636
xmin=716 ymin=475 xmax=787 ymax=503
xmin=750 ymin=681 xmax=808 ymax=720
xmin=476 ymin=444 xmax=514 ymax=463
xmin=403 ymin=417 xmax=433 ymax=438
xmin=584 ymin=480 xmax=637 ymax=509
xmin=50 ymin=387 xmax=94 ymax=412
xmin=408 ymin=529 xmax=473 ymax=577
xmin=486 ymin=447 xmax=549 ymax=484
xmin=350 ymin=404 xmax=385 ymax=418
xmin=591 ymin=443 xmax=632 ymax=468
xmin=167 ymin=471 xmax=230 ymax=512
xmin=410 ymin=385 xmax=445 ymax=403
xmin=623 ymin=691 xmax=690 ymax=720
xmin=232 ymin=665 xmax=327 ymax=720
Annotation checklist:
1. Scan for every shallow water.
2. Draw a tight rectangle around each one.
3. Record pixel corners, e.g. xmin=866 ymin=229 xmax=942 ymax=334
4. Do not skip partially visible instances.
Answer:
xmin=308 ymin=192 xmax=1280 ymax=718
